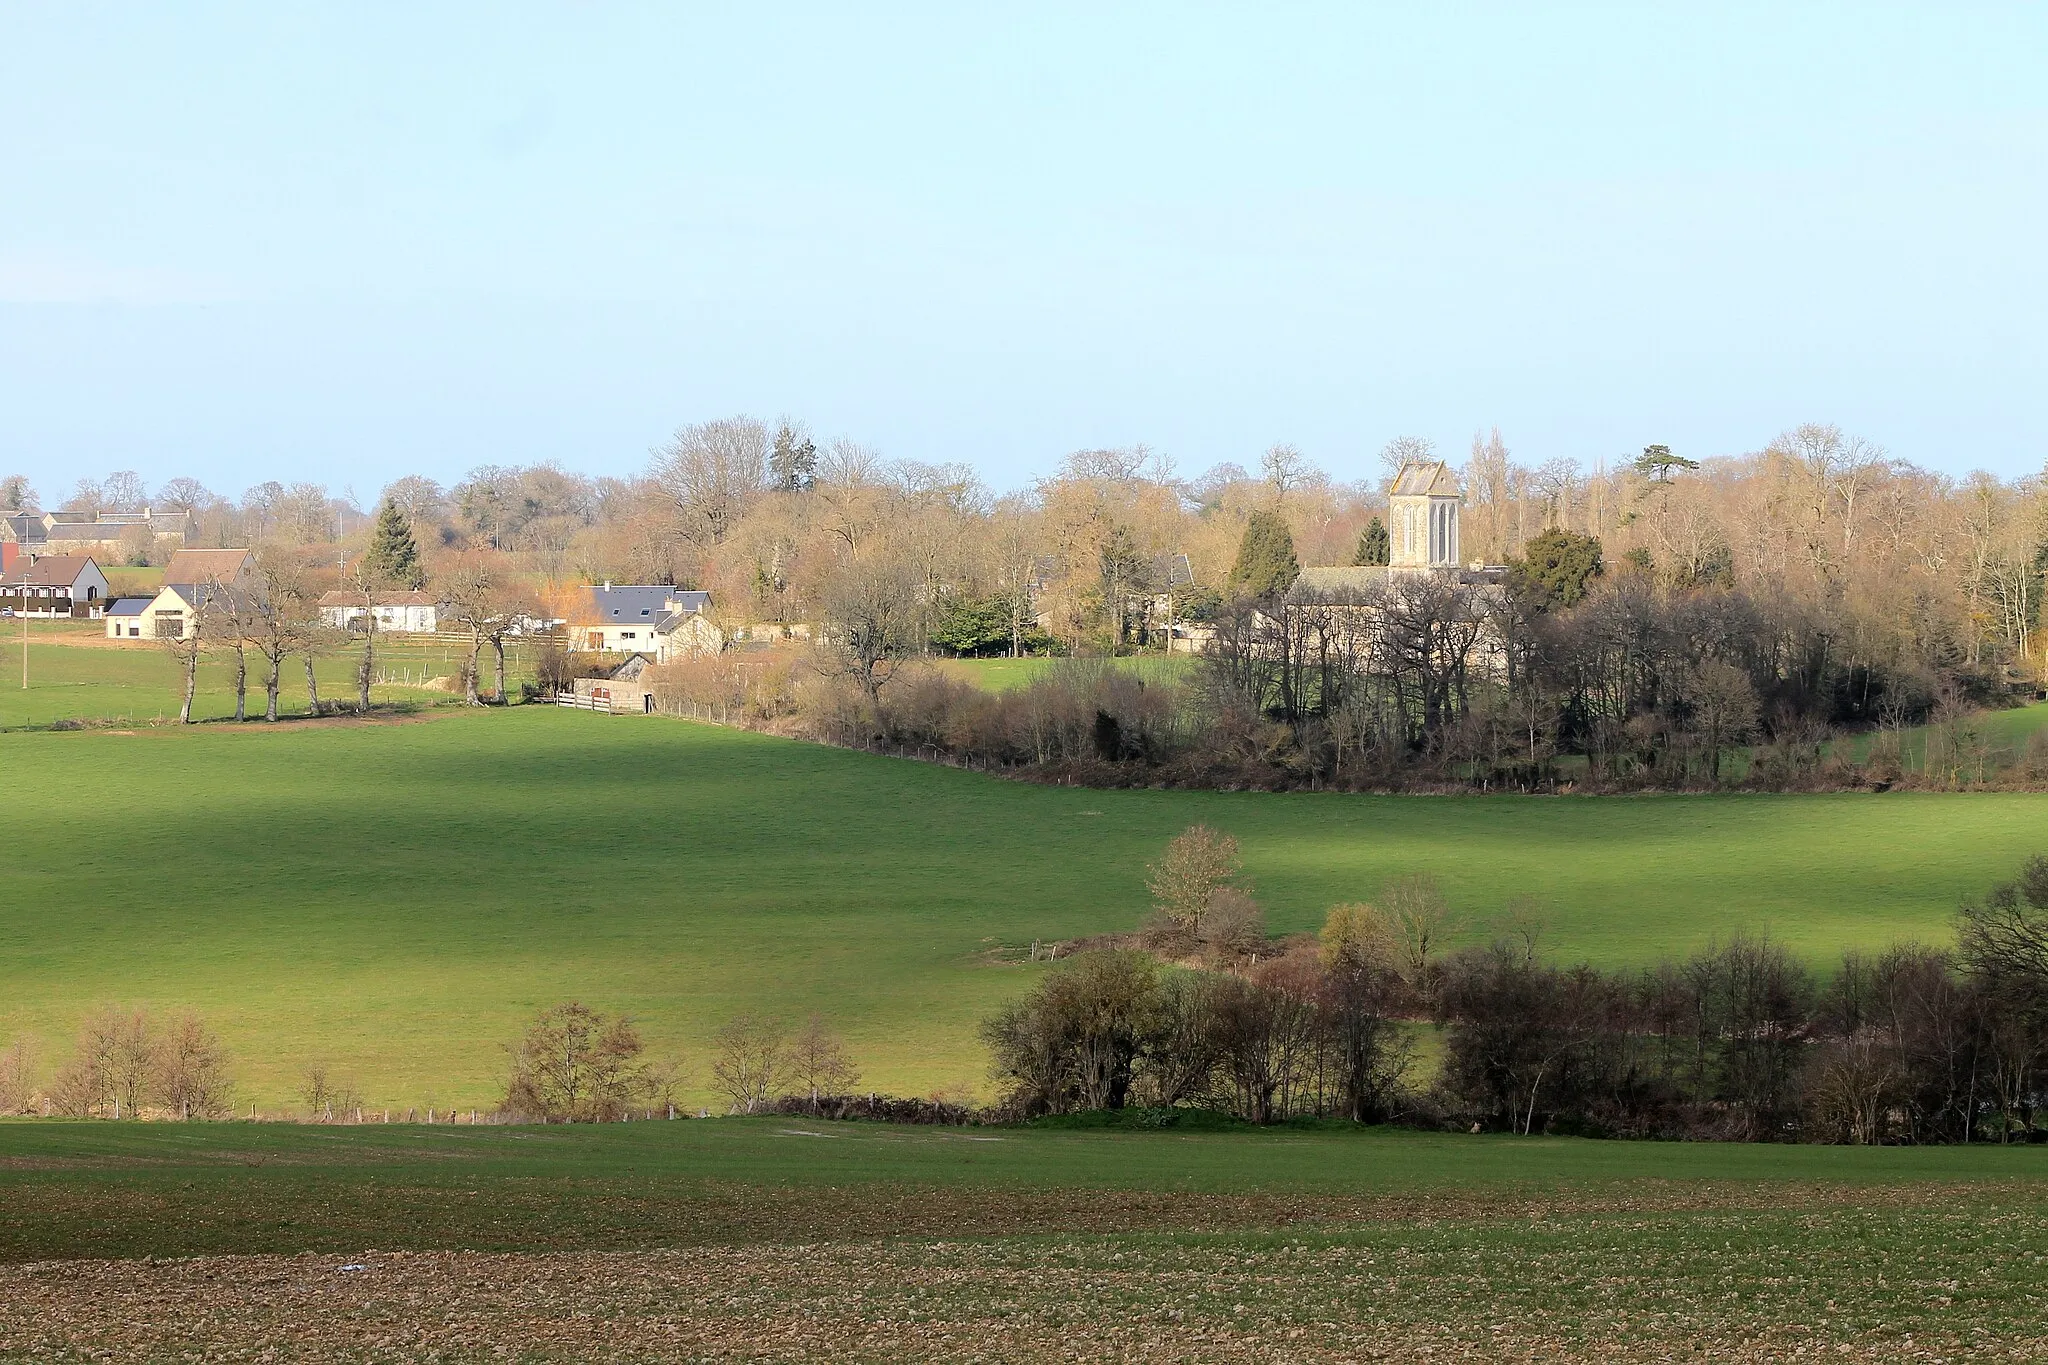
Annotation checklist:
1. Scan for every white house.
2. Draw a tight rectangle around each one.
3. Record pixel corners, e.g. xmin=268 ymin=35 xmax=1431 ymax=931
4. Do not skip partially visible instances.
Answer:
xmin=317 ymin=589 xmax=442 ymax=633
xmin=104 ymin=597 xmax=154 ymax=637
xmin=564 ymin=583 xmax=722 ymax=659
xmin=130 ymin=548 xmax=257 ymax=640
xmin=1 ymin=554 xmax=111 ymax=619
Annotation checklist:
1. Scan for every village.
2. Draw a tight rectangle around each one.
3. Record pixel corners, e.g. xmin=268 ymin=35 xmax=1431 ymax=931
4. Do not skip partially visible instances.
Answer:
xmin=2 ymin=458 xmax=1522 ymax=720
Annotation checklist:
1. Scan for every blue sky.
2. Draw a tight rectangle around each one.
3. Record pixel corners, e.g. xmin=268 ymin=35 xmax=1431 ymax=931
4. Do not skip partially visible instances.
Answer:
xmin=2 ymin=3 xmax=2043 ymax=499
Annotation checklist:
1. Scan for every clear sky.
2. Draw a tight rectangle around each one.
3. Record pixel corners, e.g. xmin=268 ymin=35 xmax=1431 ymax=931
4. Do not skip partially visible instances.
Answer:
xmin=2 ymin=3 xmax=2043 ymax=500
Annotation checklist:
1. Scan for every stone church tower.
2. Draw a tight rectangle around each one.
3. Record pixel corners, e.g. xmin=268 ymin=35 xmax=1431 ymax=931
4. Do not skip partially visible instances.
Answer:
xmin=1387 ymin=461 xmax=1462 ymax=569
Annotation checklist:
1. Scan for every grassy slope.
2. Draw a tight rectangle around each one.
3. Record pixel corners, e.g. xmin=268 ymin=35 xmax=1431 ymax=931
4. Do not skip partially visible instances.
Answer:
xmin=5 ymin=708 xmax=2046 ymax=1109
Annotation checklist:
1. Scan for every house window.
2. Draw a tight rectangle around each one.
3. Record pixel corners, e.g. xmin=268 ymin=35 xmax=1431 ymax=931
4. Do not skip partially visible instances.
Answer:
xmin=621 ymin=631 xmax=636 ymax=639
xmin=128 ymin=626 xmax=140 ymax=637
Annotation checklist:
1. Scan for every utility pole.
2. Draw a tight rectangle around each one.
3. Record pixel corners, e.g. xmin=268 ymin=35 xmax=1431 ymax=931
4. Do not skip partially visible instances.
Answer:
xmin=18 ymin=565 xmax=27 ymax=690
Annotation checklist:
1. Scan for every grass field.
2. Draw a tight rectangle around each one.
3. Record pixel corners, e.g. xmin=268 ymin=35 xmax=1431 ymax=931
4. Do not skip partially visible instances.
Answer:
xmin=0 ymin=621 xmax=539 ymax=729
xmin=935 ymin=653 xmax=1192 ymax=691
xmin=2 ymin=1119 xmax=2043 ymax=1359
xmin=5 ymin=706 xmax=2047 ymax=1110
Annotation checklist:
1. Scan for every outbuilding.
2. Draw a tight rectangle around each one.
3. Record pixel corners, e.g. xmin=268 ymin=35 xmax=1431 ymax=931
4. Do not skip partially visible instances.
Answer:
xmin=104 ymin=597 xmax=154 ymax=638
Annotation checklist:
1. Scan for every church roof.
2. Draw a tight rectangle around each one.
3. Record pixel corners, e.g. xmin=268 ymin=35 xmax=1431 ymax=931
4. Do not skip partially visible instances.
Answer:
xmin=1285 ymin=564 xmax=1507 ymax=604
xmin=1389 ymin=460 xmax=1461 ymax=498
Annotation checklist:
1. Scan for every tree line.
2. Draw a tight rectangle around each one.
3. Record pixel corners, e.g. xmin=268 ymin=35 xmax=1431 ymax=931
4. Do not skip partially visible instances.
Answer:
xmin=980 ymin=828 xmax=2048 ymax=1143
xmin=32 ymin=418 xmax=2047 ymax=777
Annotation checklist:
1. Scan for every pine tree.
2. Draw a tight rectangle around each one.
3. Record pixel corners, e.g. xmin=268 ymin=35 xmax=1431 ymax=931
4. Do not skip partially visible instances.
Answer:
xmin=1354 ymin=516 xmax=1390 ymax=566
xmin=1227 ymin=510 xmax=1300 ymax=602
xmin=364 ymin=499 xmax=425 ymax=589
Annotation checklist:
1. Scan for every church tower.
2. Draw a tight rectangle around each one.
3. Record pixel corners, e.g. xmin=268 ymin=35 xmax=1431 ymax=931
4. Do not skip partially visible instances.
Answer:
xmin=1387 ymin=461 xmax=1462 ymax=569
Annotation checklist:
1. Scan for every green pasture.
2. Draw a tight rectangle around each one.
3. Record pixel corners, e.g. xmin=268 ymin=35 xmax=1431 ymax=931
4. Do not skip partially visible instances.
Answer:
xmin=934 ymin=653 xmax=1191 ymax=692
xmin=1 ymin=1117 xmax=2041 ymax=1263
xmin=0 ymin=623 xmax=538 ymax=729
xmin=4 ymin=707 xmax=2045 ymax=1110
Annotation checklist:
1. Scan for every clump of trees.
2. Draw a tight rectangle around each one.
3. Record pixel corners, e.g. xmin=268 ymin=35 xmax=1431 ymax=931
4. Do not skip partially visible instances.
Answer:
xmin=495 ymin=1004 xmax=858 ymax=1122
xmin=36 ymin=1006 xmax=234 ymax=1120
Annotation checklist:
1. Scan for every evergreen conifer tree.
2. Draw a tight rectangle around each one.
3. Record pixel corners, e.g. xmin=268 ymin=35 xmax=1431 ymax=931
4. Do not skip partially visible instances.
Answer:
xmin=364 ymin=499 xmax=425 ymax=589
xmin=1227 ymin=510 xmax=1300 ymax=602
xmin=1354 ymin=516 xmax=1390 ymax=566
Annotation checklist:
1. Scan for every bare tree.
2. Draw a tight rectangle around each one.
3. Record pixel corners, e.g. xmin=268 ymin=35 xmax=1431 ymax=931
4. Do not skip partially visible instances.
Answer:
xmin=157 ymin=582 xmax=219 ymax=724
xmin=155 ymin=476 xmax=213 ymax=514
xmin=154 ymin=1012 xmax=233 ymax=1119
xmin=501 ymin=1003 xmax=651 ymax=1122
xmin=1379 ymin=873 xmax=1459 ymax=993
xmin=1261 ymin=443 xmax=1311 ymax=499
xmin=1143 ymin=824 xmax=1244 ymax=945
xmin=711 ymin=1014 xmax=788 ymax=1114
xmin=444 ymin=559 xmax=505 ymax=706
xmin=345 ymin=554 xmax=391 ymax=714
xmin=786 ymin=1014 xmax=860 ymax=1110
xmin=818 ymin=552 xmax=921 ymax=702
xmin=653 ymin=416 xmax=769 ymax=547
xmin=380 ymin=475 xmax=448 ymax=533
xmin=1378 ymin=435 xmax=1436 ymax=487
xmin=101 ymin=470 xmax=147 ymax=511
xmin=247 ymin=549 xmax=318 ymax=721
xmin=51 ymin=1006 xmax=156 ymax=1119
xmin=0 ymin=1035 xmax=36 ymax=1114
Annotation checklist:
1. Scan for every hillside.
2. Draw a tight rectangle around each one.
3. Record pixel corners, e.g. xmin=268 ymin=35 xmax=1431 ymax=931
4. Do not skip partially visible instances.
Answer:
xmin=4 ymin=708 xmax=2043 ymax=1109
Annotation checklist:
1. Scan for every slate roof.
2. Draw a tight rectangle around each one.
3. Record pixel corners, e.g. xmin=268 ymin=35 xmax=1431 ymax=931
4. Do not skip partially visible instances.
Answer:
xmin=41 ymin=522 xmax=130 ymax=543
xmin=106 ymin=597 xmax=153 ymax=617
xmin=1285 ymin=564 xmax=1506 ymax=604
xmin=570 ymin=585 xmax=709 ymax=625
xmin=0 ymin=514 xmax=44 ymax=544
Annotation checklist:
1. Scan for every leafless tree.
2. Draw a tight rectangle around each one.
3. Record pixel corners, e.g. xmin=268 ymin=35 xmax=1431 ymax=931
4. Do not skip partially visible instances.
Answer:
xmin=157 ymin=582 xmax=219 ymax=724
xmin=711 ymin=1014 xmax=788 ymax=1114
xmin=155 ymin=476 xmax=213 ymax=514
xmin=1378 ymin=435 xmax=1436 ymax=487
xmin=0 ymin=1035 xmax=36 ymax=1114
xmin=501 ymin=1003 xmax=651 ymax=1122
xmin=653 ymin=416 xmax=769 ymax=547
xmin=247 ymin=549 xmax=319 ymax=720
xmin=1379 ymin=873 xmax=1459 ymax=993
xmin=380 ymin=475 xmax=448 ymax=533
xmin=1261 ymin=443 xmax=1311 ymax=499
xmin=818 ymin=551 xmax=921 ymax=702
xmin=786 ymin=1014 xmax=860 ymax=1109
xmin=155 ymin=1012 xmax=233 ymax=1119
xmin=1143 ymin=824 xmax=1244 ymax=946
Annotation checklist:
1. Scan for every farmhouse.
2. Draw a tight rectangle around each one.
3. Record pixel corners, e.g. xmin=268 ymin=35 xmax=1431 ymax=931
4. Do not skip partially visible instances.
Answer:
xmin=128 ymin=548 xmax=258 ymax=640
xmin=564 ymin=583 xmax=721 ymax=660
xmin=0 ymin=554 xmax=112 ymax=618
xmin=317 ymin=589 xmax=443 ymax=633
